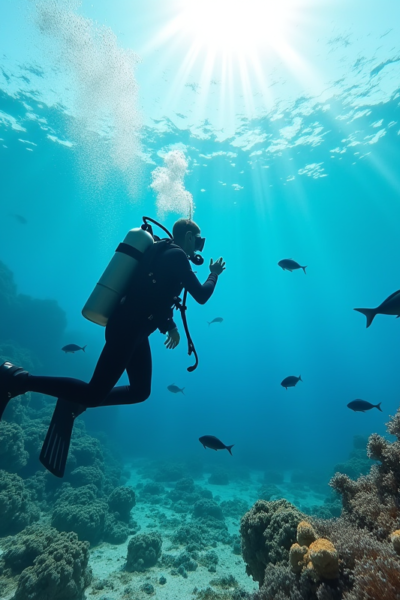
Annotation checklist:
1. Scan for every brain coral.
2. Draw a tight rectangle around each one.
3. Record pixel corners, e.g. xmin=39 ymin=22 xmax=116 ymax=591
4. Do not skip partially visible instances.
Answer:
xmin=1 ymin=524 xmax=72 ymax=574
xmin=108 ymin=486 xmax=136 ymax=522
xmin=0 ymin=469 xmax=39 ymax=535
xmin=240 ymin=499 xmax=304 ymax=585
xmin=69 ymin=466 xmax=104 ymax=490
xmin=126 ymin=532 xmax=162 ymax=572
xmin=0 ymin=421 xmax=28 ymax=472
xmin=12 ymin=530 xmax=92 ymax=600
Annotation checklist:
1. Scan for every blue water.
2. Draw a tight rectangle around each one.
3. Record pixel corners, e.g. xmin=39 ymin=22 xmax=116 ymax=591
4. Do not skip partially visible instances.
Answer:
xmin=1 ymin=1 xmax=400 ymax=596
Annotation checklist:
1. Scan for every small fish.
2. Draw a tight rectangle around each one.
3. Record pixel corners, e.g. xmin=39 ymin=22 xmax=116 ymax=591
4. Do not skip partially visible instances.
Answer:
xmin=278 ymin=259 xmax=307 ymax=274
xmin=199 ymin=435 xmax=234 ymax=455
xmin=62 ymin=344 xmax=87 ymax=354
xmin=281 ymin=375 xmax=302 ymax=390
xmin=347 ymin=400 xmax=382 ymax=413
xmin=9 ymin=213 xmax=28 ymax=225
xmin=208 ymin=317 xmax=224 ymax=326
xmin=167 ymin=384 xmax=185 ymax=394
xmin=354 ymin=290 xmax=400 ymax=328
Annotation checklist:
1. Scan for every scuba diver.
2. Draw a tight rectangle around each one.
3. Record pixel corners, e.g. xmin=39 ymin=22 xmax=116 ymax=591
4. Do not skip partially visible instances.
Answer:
xmin=0 ymin=217 xmax=225 ymax=477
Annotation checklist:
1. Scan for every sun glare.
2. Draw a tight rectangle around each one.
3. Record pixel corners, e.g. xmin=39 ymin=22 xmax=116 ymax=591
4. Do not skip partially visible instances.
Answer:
xmin=142 ymin=0 xmax=313 ymax=129
xmin=177 ymin=0 xmax=290 ymax=56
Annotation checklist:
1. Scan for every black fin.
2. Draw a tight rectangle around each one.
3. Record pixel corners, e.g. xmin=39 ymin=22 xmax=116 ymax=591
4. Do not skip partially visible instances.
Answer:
xmin=40 ymin=398 xmax=78 ymax=478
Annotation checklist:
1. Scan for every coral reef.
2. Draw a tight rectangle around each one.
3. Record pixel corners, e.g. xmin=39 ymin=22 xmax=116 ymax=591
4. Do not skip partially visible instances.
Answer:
xmin=139 ymin=481 xmax=165 ymax=504
xmin=330 ymin=408 xmax=400 ymax=540
xmin=333 ymin=435 xmax=373 ymax=480
xmin=391 ymin=530 xmax=400 ymax=555
xmin=12 ymin=530 xmax=91 ymax=600
xmin=0 ymin=524 xmax=58 ymax=574
xmin=103 ymin=513 xmax=130 ymax=544
xmin=220 ymin=498 xmax=250 ymax=519
xmin=257 ymin=484 xmax=281 ymax=501
xmin=126 ymin=532 xmax=162 ymax=571
xmin=0 ymin=422 xmax=28 ymax=472
xmin=307 ymin=538 xmax=339 ymax=580
xmin=240 ymin=499 xmax=305 ymax=584
xmin=193 ymin=499 xmax=224 ymax=521
xmin=245 ymin=411 xmax=400 ymax=599
xmin=153 ymin=462 xmax=186 ymax=482
xmin=297 ymin=520 xmax=318 ymax=547
xmin=0 ymin=470 xmax=40 ymax=536
xmin=69 ymin=466 xmax=104 ymax=490
xmin=51 ymin=484 xmax=107 ymax=545
xmin=107 ymin=485 xmax=136 ymax=521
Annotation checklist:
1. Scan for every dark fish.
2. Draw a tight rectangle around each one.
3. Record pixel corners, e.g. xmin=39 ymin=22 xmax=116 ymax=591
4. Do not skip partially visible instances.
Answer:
xmin=354 ymin=290 xmax=400 ymax=328
xmin=208 ymin=317 xmax=224 ymax=326
xmin=281 ymin=375 xmax=302 ymax=390
xmin=278 ymin=259 xmax=307 ymax=274
xmin=9 ymin=214 xmax=28 ymax=225
xmin=62 ymin=344 xmax=87 ymax=353
xmin=347 ymin=400 xmax=382 ymax=413
xmin=199 ymin=435 xmax=234 ymax=455
xmin=167 ymin=384 xmax=185 ymax=394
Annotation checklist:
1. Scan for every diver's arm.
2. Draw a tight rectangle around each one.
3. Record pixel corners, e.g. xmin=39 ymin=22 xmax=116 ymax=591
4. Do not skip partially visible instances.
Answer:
xmin=168 ymin=247 xmax=220 ymax=304
xmin=182 ymin=270 xmax=218 ymax=305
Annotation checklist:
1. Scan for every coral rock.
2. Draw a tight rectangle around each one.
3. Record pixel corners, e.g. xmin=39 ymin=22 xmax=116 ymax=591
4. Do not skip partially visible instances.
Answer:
xmin=240 ymin=499 xmax=304 ymax=585
xmin=390 ymin=530 xmax=400 ymax=555
xmin=126 ymin=532 xmax=162 ymax=572
xmin=289 ymin=543 xmax=308 ymax=574
xmin=307 ymin=538 xmax=339 ymax=580
xmin=296 ymin=520 xmax=317 ymax=547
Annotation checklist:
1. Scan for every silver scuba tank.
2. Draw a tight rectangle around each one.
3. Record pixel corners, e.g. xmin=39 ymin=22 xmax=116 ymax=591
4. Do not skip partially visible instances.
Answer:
xmin=82 ymin=227 xmax=154 ymax=326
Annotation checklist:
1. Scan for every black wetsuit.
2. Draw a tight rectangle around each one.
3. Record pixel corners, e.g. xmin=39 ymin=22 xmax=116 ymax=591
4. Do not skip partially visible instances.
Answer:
xmin=25 ymin=242 xmax=218 ymax=408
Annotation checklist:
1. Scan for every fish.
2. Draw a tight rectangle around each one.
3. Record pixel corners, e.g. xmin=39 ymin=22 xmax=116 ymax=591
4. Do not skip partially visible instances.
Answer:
xmin=354 ymin=290 xmax=400 ymax=328
xmin=9 ymin=213 xmax=28 ymax=225
xmin=278 ymin=259 xmax=307 ymax=274
xmin=62 ymin=344 xmax=87 ymax=353
xmin=208 ymin=317 xmax=224 ymax=326
xmin=199 ymin=435 xmax=234 ymax=455
xmin=281 ymin=375 xmax=302 ymax=390
xmin=167 ymin=384 xmax=185 ymax=394
xmin=347 ymin=400 xmax=382 ymax=413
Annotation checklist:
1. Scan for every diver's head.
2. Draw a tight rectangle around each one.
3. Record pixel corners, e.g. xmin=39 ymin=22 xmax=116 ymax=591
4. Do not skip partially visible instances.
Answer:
xmin=173 ymin=218 xmax=205 ymax=258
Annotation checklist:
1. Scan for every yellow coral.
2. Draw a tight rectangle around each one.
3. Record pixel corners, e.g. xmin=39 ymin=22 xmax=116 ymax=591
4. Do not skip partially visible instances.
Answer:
xmin=289 ymin=543 xmax=308 ymax=574
xmin=297 ymin=520 xmax=317 ymax=547
xmin=390 ymin=530 xmax=400 ymax=555
xmin=307 ymin=538 xmax=339 ymax=580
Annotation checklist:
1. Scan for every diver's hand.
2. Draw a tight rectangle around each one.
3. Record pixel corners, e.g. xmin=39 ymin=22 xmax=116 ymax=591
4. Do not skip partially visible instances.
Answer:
xmin=209 ymin=258 xmax=226 ymax=276
xmin=165 ymin=328 xmax=180 ymax=350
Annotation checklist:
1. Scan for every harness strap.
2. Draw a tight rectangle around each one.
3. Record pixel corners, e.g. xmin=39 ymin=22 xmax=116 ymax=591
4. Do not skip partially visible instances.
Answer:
xmin=116 ymin=242 xmax=145 ymax=261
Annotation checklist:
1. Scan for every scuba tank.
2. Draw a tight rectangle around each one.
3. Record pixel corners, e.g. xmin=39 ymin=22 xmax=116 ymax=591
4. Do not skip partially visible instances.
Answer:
xmin=82 ymin=226 xmax=154 ymax=326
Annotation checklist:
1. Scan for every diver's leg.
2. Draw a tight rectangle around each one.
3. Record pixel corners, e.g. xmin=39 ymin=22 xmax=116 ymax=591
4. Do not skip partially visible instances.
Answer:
xmin=98 ymin=337 xmax=152 ymax=406
xmin=23 ymin=331 xmax=144 ymax=408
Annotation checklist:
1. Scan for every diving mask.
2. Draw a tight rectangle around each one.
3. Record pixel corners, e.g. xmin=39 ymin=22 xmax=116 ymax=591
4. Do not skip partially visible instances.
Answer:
xmin=195 ymin=235 xmax=205 ymax=253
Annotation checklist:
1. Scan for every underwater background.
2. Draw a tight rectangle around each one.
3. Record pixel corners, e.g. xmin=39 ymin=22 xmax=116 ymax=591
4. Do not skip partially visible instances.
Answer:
xmin=1 ymin=1 xmax=400 ymax=599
